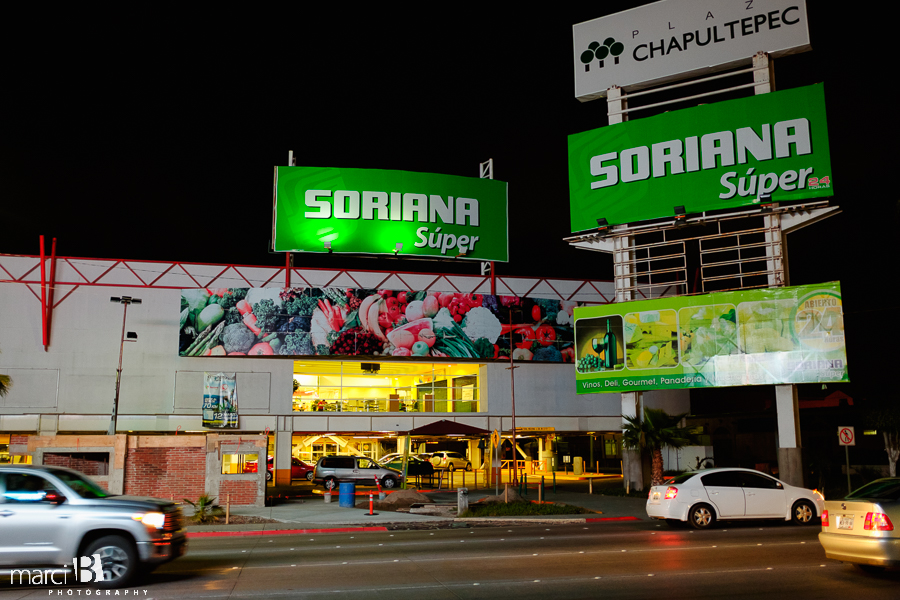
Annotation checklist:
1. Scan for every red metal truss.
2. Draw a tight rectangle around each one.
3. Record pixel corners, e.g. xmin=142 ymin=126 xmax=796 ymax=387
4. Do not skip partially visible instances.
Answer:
xmin=0 ymin=253 xmax=630 ymax=303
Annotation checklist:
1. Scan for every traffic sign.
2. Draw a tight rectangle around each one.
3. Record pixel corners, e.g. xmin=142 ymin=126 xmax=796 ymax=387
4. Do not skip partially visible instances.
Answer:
xmin=491 ymin=429 xmax=500 ymax=447
xmin=838 ymin=426 xmax=855 ymax=446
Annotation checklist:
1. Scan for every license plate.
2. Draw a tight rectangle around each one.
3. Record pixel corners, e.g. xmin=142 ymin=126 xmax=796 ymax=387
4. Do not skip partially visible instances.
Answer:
xmin=838 ymin=515 xmax=854 ymax=530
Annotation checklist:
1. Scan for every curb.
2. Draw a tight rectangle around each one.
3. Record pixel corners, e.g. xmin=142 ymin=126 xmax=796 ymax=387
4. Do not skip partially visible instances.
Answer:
xmin=188 ymin=526 xmax=388 ymax=538
xmin=454 ymin=516 xmax=642 ymax=524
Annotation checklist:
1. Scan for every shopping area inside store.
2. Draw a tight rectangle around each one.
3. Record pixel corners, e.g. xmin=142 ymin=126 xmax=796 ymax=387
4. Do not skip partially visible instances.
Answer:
xmin=291 ymin=360 xmax=481 ymax=413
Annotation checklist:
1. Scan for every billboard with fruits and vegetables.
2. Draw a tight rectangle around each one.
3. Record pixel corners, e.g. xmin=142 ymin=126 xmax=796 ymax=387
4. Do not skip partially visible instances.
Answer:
xmin=272 ymin=166 xmax=509 ymax=262
xmin=180 ymin=287 xmax=582 ymax=362
xmin=574 ymin=282 xmax=847 ymax=393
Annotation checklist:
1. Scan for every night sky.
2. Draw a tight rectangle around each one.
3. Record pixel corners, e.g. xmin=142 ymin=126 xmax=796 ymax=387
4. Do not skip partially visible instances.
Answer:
xmin=2 ymin=4 xmax=895 ymax=399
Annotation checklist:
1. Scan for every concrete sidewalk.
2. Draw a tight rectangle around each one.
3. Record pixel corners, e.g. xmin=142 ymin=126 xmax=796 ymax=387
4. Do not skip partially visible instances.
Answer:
xmin=187 ymin=481 xmax=648 ymax=533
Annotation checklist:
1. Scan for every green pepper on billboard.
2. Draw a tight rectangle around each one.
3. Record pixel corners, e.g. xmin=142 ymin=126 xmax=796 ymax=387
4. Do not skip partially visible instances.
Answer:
xmin=574 ymin=282 xmax=848 ymax=393
xmin=568 ymin=84 xmax=833 ymax=232
xmin=272 ymin=166 xmax=509 ymax=262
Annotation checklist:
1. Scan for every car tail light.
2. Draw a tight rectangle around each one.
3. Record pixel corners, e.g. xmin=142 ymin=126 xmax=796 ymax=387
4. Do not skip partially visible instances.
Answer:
xmin=664 ymin=486 xmax=678 ymax=500
xmin=821 ymin=509 xmax=829 ymax=527
xmin=863 ymin=512 xmax=894 ymax=531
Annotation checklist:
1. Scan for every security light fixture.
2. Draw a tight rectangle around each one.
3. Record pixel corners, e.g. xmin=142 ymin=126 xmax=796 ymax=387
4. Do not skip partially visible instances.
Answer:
xmin=596 ymin=218 xmax=608 ymax=228
xmin=108 ymin=296 xmax=142 ymax=435
xmin=394 ymin=242 xmax=403 ymax=254
xmin=324 ymin=240 xmax=332 ymax=252
xmin=674 ymin=206 xmax=686 ymax=219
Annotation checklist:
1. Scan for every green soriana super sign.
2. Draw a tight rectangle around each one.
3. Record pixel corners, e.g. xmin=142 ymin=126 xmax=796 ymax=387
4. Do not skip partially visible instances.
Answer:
xmin=273 ymin=166 xmax=509 ymax=262
xmin=568 ymin=84 xmax=833 ymax=232
xmin=574 ymin=282 xmax=848 ymax=394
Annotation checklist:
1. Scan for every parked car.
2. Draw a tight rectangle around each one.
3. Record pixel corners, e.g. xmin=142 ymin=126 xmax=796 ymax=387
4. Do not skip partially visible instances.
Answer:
xmin=0 ymin=465 xmax=186 ymax=588
xmin=314 ymin=455 xmax=403 ymax=490
xmin=819 ymin=477 xmax=900 ymax=571
xmin=377 ymin=454 xmax=435 ymax=476
xmin=428 ymin=451 xmax=472 ymax=472
xmin=646 ymin=467 xmax=824 ymax=529
xmin=266 ymin=456 xmax=315 ymax=482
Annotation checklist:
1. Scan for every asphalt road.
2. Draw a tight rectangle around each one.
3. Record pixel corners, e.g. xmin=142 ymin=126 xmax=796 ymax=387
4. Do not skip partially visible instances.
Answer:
xmin=3 ymin=520 xmax=899 ymax=599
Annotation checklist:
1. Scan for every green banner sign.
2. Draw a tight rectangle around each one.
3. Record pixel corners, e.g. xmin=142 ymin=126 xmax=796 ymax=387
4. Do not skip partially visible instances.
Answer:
xmin=273 ymin=166 xmax=509 ymax=261
xmin=568 ymin=84 xmax=833 ymax=232
xmin=574 ymin=282 xmax=848 ymax=394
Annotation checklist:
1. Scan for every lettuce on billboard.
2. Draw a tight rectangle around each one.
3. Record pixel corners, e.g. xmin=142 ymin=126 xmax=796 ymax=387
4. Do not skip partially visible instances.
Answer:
xmin=568 ymin=84 xmax=833 ymax=232
xmin=574 ymin=282 xmax=848 ymax=393
xmin=179 ymin=287 xmax=581 ymax=363
xmin=272 ymin=166 xmax=509 ymax=262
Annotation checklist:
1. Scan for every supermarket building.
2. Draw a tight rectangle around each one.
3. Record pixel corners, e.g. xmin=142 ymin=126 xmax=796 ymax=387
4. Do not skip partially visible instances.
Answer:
xmin=0 ymin=254 xmax=688 ymax=505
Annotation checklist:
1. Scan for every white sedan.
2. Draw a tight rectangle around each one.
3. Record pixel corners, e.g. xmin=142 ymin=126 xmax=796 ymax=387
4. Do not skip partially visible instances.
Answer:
xmin=646 ymin=467 xmax=824 ymax=529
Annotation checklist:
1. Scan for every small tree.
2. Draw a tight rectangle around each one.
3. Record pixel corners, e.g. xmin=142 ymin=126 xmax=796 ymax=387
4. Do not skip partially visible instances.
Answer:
xmin=183 ymin=494 xmax=224 ymax=524
xmin=622 ymin=408 xmax=691 ymax=487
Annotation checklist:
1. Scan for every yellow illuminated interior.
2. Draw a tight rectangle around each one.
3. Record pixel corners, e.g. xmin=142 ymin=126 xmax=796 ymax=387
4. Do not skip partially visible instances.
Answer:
xmin=292 ymin=360 xmax=481 ymax=413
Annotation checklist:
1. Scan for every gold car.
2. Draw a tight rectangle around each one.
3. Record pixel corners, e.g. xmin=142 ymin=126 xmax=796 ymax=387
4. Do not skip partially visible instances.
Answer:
xmin=819 ymin=478 xmax=900 ymax=571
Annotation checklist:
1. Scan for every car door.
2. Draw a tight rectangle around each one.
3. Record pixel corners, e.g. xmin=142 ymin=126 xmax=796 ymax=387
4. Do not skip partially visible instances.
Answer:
xmin=739 ymin=471 xmax=785 ymax=517
xmin=0 ymin=472 xmax=73 ymax=565
xmin=355 ymin=458 xmax=382 ymax=485
xmin=700 ymin=471 xmax=745 ymax=518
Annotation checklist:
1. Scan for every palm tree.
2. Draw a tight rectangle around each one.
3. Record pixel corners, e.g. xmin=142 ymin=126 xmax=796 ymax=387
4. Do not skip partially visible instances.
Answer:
xmin=622 ymin=407 xmax=690 ymax=487
xmin=0 ymin=347 xmax=11 ymax=398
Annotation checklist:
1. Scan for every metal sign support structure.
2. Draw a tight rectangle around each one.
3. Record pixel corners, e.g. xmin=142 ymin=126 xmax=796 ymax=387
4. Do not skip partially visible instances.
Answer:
xmin=584 ymin=53 xmax=838 ymax=490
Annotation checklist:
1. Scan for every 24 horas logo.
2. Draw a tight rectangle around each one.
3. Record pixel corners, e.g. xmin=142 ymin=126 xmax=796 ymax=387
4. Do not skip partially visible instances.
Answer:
xmin=579 ymin=37 xmax=625 ymax=71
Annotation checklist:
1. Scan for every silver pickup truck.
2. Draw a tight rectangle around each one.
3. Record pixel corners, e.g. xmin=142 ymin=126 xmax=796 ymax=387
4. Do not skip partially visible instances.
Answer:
xmin=0 ymin=465 xmax=187 ymax=588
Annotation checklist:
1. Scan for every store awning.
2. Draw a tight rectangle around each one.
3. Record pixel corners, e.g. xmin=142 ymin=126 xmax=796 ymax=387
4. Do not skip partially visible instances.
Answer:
xmin=407 ymin=420 xmax=489 ymax=436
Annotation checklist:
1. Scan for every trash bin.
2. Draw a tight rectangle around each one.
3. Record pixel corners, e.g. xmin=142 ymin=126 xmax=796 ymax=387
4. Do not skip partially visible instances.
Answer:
xmin=338 ymin=482 xmax=355 ymax=508
xmin=573 ymin=456 xmax=584 ymax=476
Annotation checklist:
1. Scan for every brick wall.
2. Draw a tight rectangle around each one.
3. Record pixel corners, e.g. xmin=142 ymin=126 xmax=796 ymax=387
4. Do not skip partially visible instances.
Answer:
xmin=10 ymin=435 xmax=29 ymax=445
xmin=125 ymin=446 xmax=206 ymax=502
xmin=218 ymin=479 xmax=259 ymax=506
xmin=43 ymin=452 xmax=110 ymax=476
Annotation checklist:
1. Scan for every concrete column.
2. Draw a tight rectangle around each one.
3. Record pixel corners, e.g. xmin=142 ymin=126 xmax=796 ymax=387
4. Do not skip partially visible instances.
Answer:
xmin=274 ymin=431 xmax=293 ymax=486
xmin=775 ymin=384 xmax=804 ymax=487
xmin=539 ymin=435 xmax=554 ymax=471
xmin=622 ymin=391 xmax=644 ymax=492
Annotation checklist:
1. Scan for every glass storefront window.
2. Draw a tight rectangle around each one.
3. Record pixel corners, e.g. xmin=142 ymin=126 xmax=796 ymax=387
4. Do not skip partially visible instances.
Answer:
xmin=0 ymin=439 xmax=32 ymax=465
xmin=292 ymin=361 xmax=481 ymax=413
xmin=222 ymin=453 xmax=259 ymax=475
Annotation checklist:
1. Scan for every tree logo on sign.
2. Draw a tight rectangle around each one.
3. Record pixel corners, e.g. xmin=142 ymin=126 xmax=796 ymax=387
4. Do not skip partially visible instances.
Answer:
xmin=580 ymin=38 xmax=625 ymax=72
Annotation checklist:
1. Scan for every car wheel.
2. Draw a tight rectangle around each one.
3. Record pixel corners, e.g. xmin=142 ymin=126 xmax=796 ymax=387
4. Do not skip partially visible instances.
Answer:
xmin=448 ymin=463 xmax=456 ymax=472
xmin=323 ymin=477 xmax=337 ymax=491
xmin=84 ymin=534 xmax=137 ymax=589
xmin=688 ymin=504 xmax=716 ymax=529
xmin=791 ymin=500 xmax=816 ymax=525
xmin=382 ymin=476 xmax=397 ymax=489
xmin=306 ymin=471 xmax=314 ymax=481
xmin=465 ymin=463 xmax=472 ymax=472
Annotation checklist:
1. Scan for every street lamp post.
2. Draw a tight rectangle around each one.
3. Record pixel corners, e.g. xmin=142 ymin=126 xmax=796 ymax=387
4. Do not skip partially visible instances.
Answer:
xmin=108 ymin=296 xmax=141 ymax=436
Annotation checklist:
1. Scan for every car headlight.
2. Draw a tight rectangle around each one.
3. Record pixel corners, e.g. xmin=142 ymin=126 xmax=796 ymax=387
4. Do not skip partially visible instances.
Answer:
xmin=133 ymin=511 xmax=166 ymax=530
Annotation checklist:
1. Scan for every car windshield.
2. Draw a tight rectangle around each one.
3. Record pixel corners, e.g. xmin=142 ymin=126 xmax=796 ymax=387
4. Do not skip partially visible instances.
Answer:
xmin=845 ymin=479 xmax=900 ymax=501
xmin=48 ymin=468 xmax=109 ymax=499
